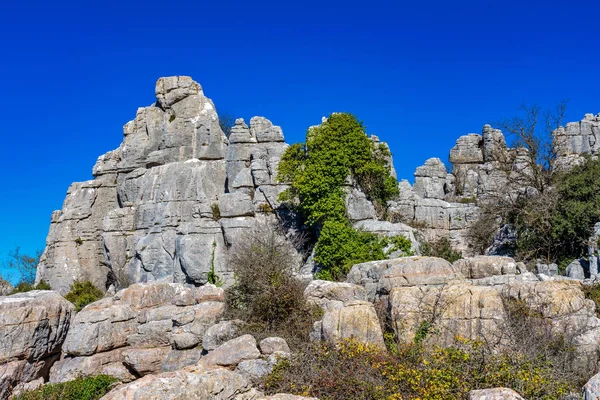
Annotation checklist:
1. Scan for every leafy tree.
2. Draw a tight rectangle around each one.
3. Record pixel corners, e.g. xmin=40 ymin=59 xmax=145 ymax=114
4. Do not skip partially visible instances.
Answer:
xmin=494 ymin=101 xmax=567 ymax=194
xmin=277 ymin=113 xmax=402 ymax=280
xmin=504 ymin=156 xmax=600 ymax=265
xmin=278 ymin=113 xmax=398 ymax=227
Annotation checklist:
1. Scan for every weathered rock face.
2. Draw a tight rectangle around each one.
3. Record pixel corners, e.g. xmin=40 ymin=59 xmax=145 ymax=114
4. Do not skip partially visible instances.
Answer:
xmin=0 ymin=291 xmax=75 ymax=399
xmin=454 ymin=256 xmax=517 ymax=279
xmin=347 ymin=256 xmax=464 ymax=301
xmin=393 ymin=123 xmax=525 ymax=256
xmin=304 ymin=280 xmax=367 ymax=311
xmin=345 ymin=256 xmax=600 ymax=370
xmin=0 ymin=279 xmax=13 ymax=296
xmin=554 ymin=113 xmax=600 ymax=170
xmin=100 ymin=366 xmax=258 ymax=400
xmin=49 ymin=282 xmax=225 ymax=383
xmin=37 ymin=76 xmax=412 ymax=294
xmin=200 ymin=335 xmax=261 ymax=368
xmin=317 ymin=300 xmax=385 ymax=349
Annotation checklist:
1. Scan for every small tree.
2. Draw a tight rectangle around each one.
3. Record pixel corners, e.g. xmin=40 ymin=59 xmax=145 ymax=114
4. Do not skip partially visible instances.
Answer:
xmin=469 ymin=101 xmax=569 ymax=258
xmin=225 ymin=222 xmax=318 ymax=348
xmin=493 ymin=101 xmax=567 ymax=194
xmin=3 ymin=247 xmax=41 ymax=285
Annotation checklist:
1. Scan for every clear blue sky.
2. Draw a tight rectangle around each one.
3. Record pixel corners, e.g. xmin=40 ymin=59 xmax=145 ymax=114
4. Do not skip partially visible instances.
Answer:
xmin=1 ymin=0 xmax=599 ymax=282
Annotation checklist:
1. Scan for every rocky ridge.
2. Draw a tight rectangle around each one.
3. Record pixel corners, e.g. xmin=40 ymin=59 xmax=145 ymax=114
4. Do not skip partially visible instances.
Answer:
xmin=36 ymin=76 xmax=415 ymax=294
xmin=36 ymin=76 xmax=600 ymax=292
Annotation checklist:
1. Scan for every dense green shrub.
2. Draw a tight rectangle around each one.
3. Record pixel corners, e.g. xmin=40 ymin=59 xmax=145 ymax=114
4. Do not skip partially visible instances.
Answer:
xmin=420 ymin=236 xmax=462 ymax=264
xmin=13 ymin=375 xmax=118 ymax=400
xmin=315 ymin=220 xmax=412 ymax=280
xmin=225 ymin=223 xmax=322 ymax=348
xmin=278 ymin=113 xmax=398 ymax=226
xmin=264 ymin=338 xmax=576 ymax=400
xmin=10 ymin=280 xmax=51 ymax=294
xmin=65 ymin=281 xmax=104 ymax=311
xmin=277 ymin=113 xmax=402 ymax=280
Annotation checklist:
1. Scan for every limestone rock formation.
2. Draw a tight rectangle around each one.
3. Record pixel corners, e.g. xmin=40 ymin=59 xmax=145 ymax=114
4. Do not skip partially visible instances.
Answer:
xmin=344 ymin=256 xmax=600 ymax=370
xmin=0 ymin=291 xmax=75 ymax=398
xmin=554 ymin=113 xmax=600 ymax=170
xmin=304 ymin=280 xmax=367 ymax=311
xmin=50 ymin=282 xmax=225 ymax=383
xmin=454 ymin=256 xmax=517 ymax=279
xmin=259 ymin=337 xmax=290 ymax=355
xmin=317 ymin=300 xmax=385 ymax=349
xmin=37 ymin=76 xmax=412 ymax=294
xmin=583 ymin=371 xmax=600 ymax=400
xmin=199 ymin=335 xmax=261 ymax=368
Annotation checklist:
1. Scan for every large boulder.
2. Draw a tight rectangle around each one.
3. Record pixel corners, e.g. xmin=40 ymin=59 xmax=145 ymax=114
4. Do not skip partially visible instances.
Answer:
xmin=259 ymin=337 xmax=290 ymax=356
xmin=347 ymin=256 xmax=465 ymax=301
xmin=202 ymin=320 xmax=245 ymax=351
xmin=100 ymin=367 xmax=258 ymax=400
xmin=304 ymin=280 xmax=367 ymax=311
xmin=0 ymin=291 xmax=75 ymax=398
xmin=317 ymin=300 xmax=385 ymax=349
xmin=566 ymin=259 xmax=586 ymax=280
xmin=51 ymin=282 xmax=225 ymax=383
xmin=200 ymin=335 xmax=261 ymax=368
xmin=389 ymin=282 xmax=505 ymax=346
xmin=583 ymin=371 xmax=600 ymax=400
xmin=454 ymin=256 xmax=517 ymax=279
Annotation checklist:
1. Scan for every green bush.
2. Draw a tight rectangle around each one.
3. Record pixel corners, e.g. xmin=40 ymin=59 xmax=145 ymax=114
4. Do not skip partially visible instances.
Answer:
xmin=278 ymin=113 xmax=398 ymax=226
xmin=420 ymin=236 xmax=462 ymax=263
xmin=277 ymin=113 xmax=401 ymax=280
xmin=13 ymin=375 xmax=118 ymax=400
xmin=10 ymin=280 xmax=51 ymax=294
xmin=65 ymin=281 xmax=104 ymax=311
xmin=315 ymin=220 xmax=413 ymax=281
xmin=207 ymin=241 xmax=223 ymax=287
xmin=583 ymin=283 xmax=600 ymax=317
xmin=210 ymin=203 xmax=221 ymax=221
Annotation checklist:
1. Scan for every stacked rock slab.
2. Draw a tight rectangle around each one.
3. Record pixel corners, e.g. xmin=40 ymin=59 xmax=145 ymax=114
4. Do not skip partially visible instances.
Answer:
xmin=0 ymin=291 xmax=75 ymax=398
xmin=49 ymin=282 xmax=225 ymax=384
xmin=387 ymin=124 xmax=528 ymax=255
xmin=554 ymin=113 xmax=600 ymax=170
xmin=36 ymin=77 xmax=291 ymax=294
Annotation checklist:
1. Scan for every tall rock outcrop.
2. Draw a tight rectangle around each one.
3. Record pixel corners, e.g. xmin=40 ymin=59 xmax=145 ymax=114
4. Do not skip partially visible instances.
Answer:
xmin=37 ymin=77 xmax=291 ymax=294
xmin=37 ymin=76 xmax=410 ymax=294
xmin=554 ymin=113 xmax=600 ymax=170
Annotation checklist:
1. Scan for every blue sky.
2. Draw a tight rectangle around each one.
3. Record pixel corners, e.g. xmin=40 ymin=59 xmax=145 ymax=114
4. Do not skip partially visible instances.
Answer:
xmin=1 ymin=0 xmax=599 ymax=282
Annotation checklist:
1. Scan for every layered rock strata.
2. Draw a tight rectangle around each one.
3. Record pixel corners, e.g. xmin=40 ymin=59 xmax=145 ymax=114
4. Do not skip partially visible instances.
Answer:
xmin=37 ymin=76 xmax=409 ymax=294
xmin=0 ymin=291 xmax=75 ymax=398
